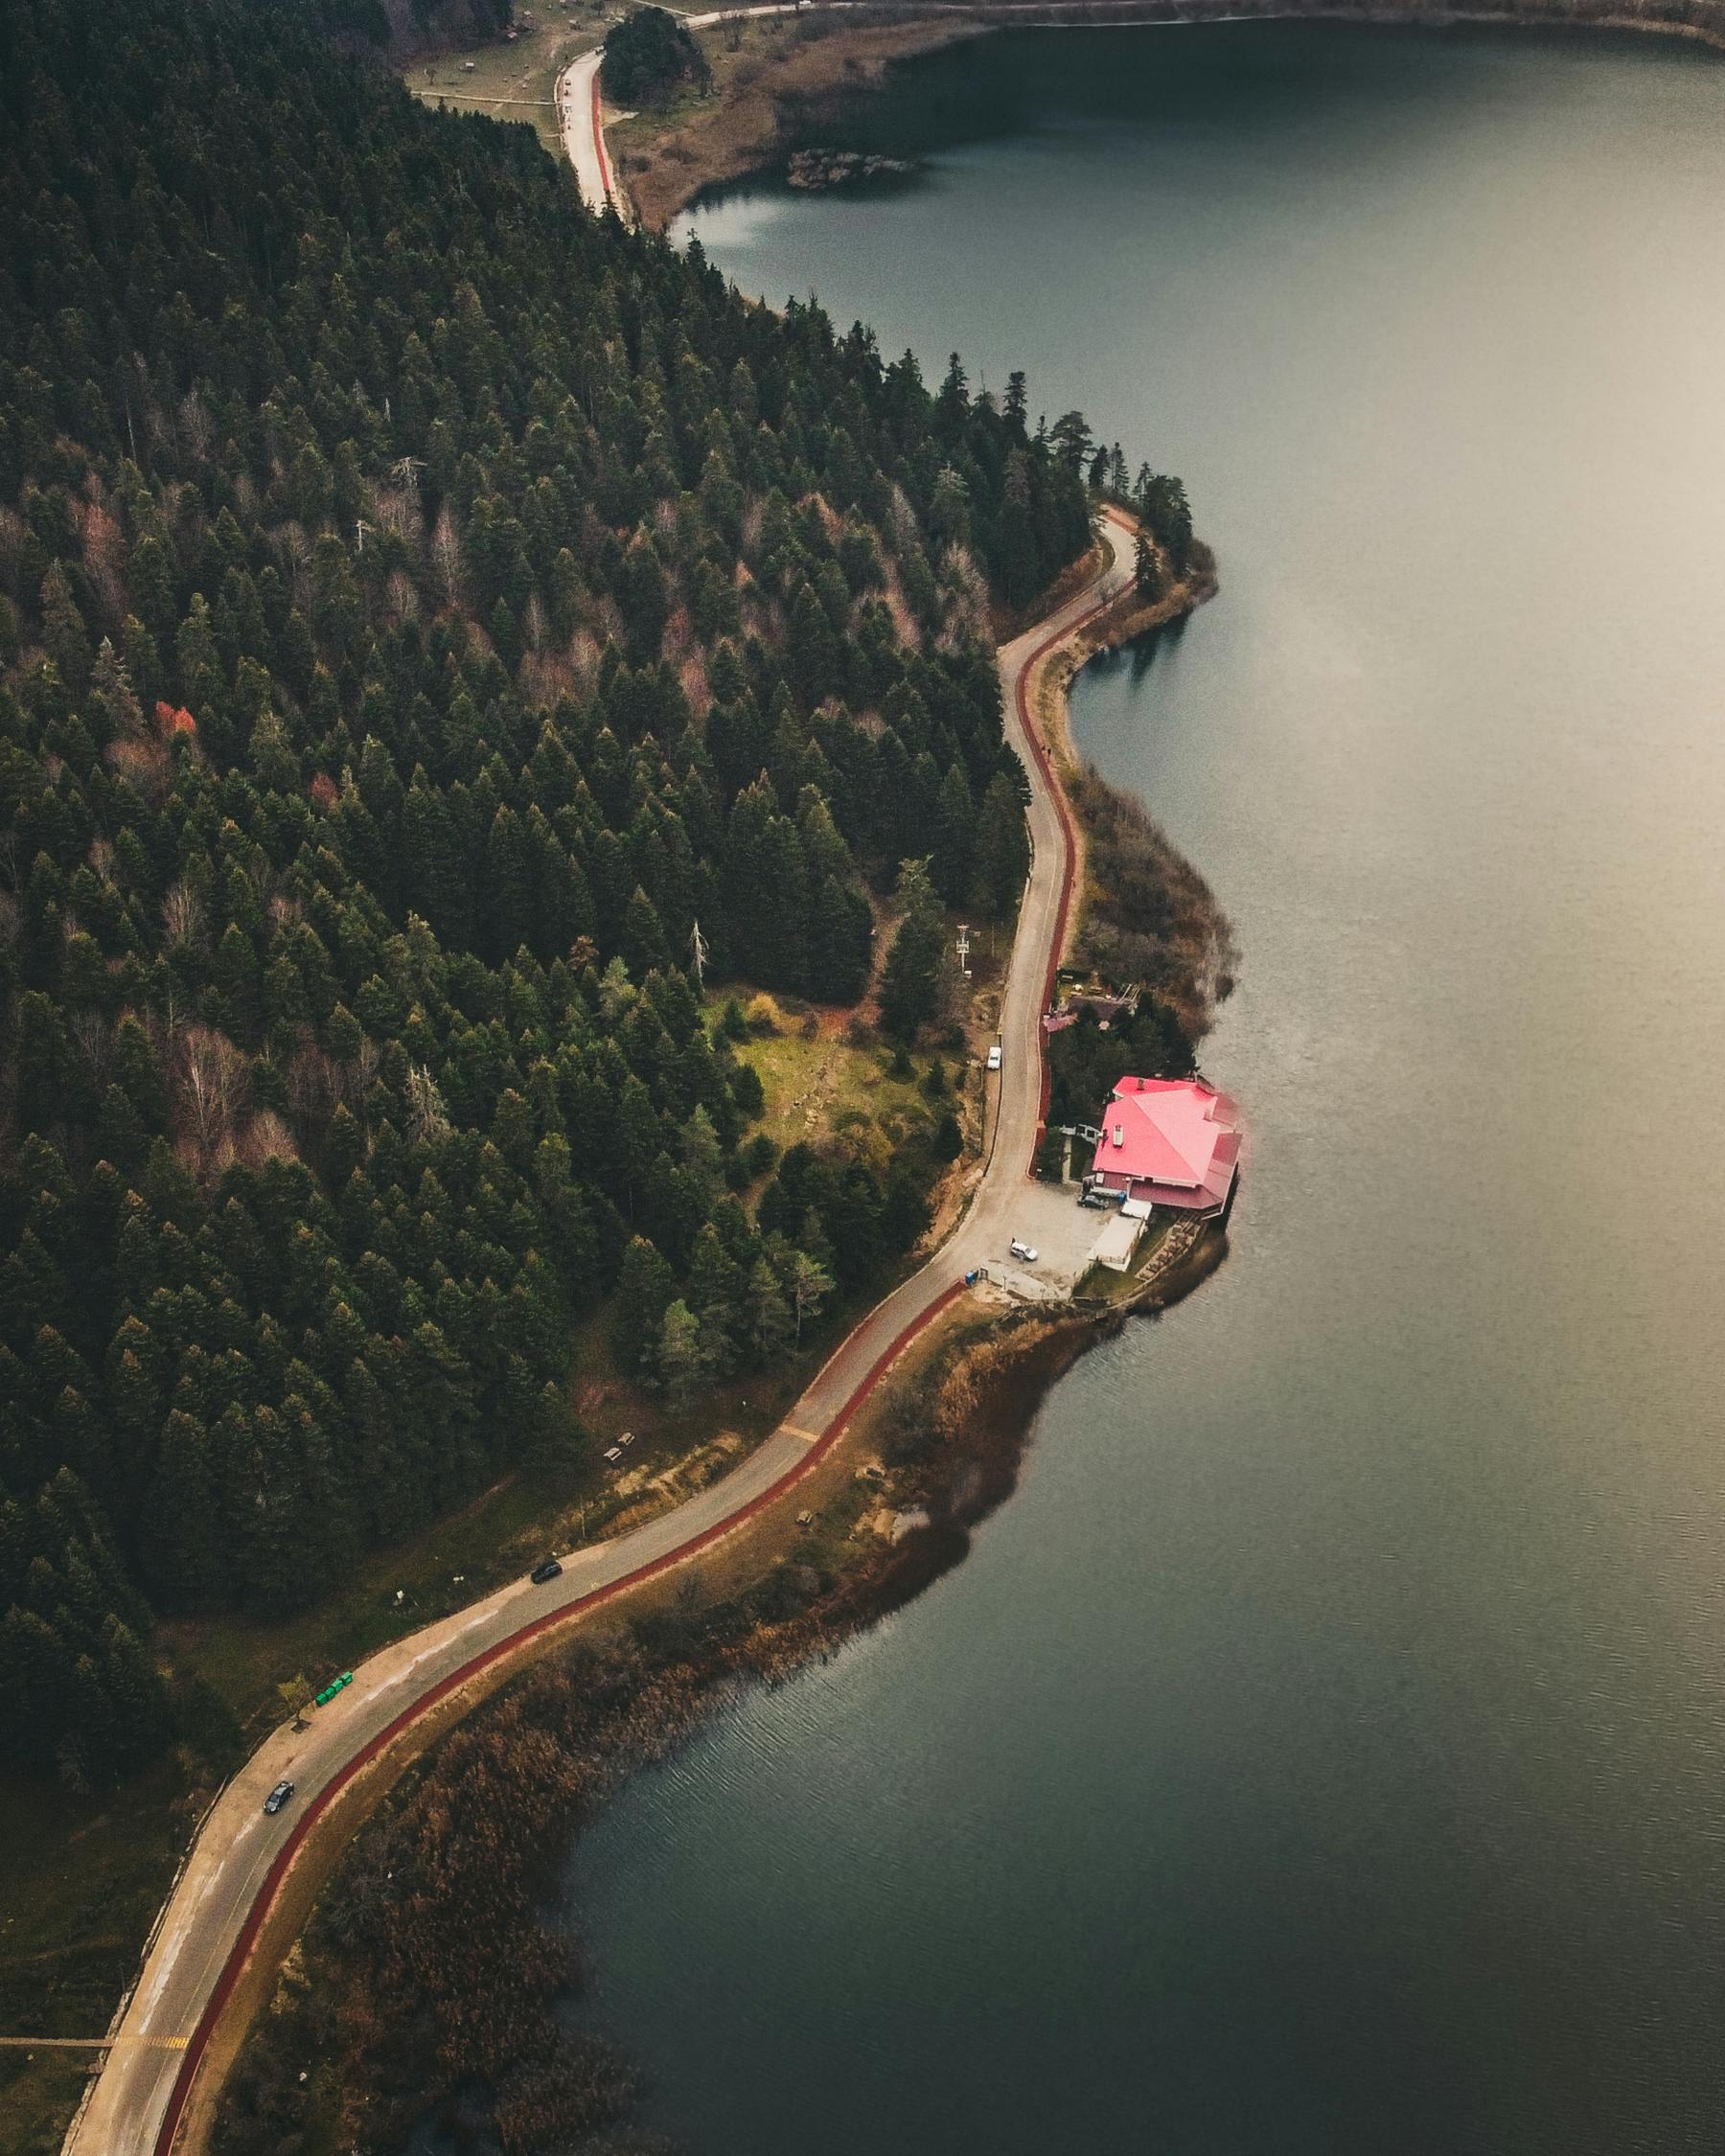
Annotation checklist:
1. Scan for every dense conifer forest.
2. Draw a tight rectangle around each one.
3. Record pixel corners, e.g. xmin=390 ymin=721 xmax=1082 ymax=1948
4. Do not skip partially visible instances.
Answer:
xmin=0 ymin=0 xmax=1102 ymax=1785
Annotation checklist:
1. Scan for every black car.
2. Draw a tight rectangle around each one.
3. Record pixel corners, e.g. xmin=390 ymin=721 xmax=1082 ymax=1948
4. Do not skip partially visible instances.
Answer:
xmin=264 ymin=1778 xmax=295 ymax=1815
xmin=530 ymin=1559 xmax=564 ymax=1585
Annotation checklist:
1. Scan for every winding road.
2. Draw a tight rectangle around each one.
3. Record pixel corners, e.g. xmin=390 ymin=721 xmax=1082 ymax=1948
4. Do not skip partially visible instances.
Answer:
xmin=65 ymin=480 xmax=1133 ymax=2152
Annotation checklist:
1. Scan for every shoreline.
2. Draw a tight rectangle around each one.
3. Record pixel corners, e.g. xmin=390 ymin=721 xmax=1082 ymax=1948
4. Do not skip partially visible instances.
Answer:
xmin=71 ymin=516 xmax=1164 ymax=2156
xmin=1024 ymin=536 xmax=1220 ymax=978
xmin=606 ymin=1 xmax=1725 ymax=229
xmin=198 ymin=524 xmax=1230 ymax=2153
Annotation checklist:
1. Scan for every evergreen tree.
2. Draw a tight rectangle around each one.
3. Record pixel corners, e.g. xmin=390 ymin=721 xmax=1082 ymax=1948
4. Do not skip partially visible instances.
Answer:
xmin=610 ymin=1236 xmax=675 ymax=1375
xmin=656 ymin=1298 xmax=715 ymax=1406
xmin=784 ymin=1250 xmax=835 ymax=1344
xmin=0 ymin=0 xmax=1184 ymax=1785
xmin=973 ymin=773 xmax=1031 ymax=918
xmin=1134 ymin=528 xmax=1165 ymax=603
xmin=743 ymin=1256 xmax=793 ymax=1365
xmin=879 ymin=860 xmax=947 ymax=1041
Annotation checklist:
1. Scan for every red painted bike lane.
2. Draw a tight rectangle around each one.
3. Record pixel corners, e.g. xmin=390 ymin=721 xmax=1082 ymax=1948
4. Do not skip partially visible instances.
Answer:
xmin=150 ymin=526 xmax=1128 ymax=2155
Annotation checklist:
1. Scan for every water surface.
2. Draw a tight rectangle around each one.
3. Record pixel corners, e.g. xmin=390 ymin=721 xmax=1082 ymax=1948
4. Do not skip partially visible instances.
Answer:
xmin=569 ymin=28 xmax=1725 ymax=2153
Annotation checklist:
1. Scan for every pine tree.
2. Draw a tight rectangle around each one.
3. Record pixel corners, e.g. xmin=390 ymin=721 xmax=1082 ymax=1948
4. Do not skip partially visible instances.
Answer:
xmin=935 ymin=763 xmax=977 ymax=904
xmin=743 ymin=1256 xmax=793 ymax=1365
xmin=973 ymin=773 xmax=1030 ymax=919
xmin=879 ymin=860 xmax=947 ymax=1041
xmin=135 ymin=1406 xmax=227 ymax=1612
xmin=784 ymin=1250 xmax=835 ymax=1344
xmin=610 ymin=1236 xmax=675 ymax=1373
xmin=0 ymin=1607 xmax=76 ymax=1771
xmin=622 ymin=887 xmax=670 ymax=979
xmin=656 ymin=1298 xmax=712 ymax=1406
xmin=616 ymin=532 xmax=669 ymax=666
xmin=809 ymin=875 xmax=872 ymax=1004
xmin=40 ymin=562 xmax=93 ymax=698
xmin=1134 ymin=528 xmax=1165 ymax=603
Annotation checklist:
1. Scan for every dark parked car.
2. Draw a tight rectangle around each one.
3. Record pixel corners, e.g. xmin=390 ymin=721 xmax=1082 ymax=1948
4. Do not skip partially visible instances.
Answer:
xmin=264 ymin=1778 xmax=295 ymax=1816
xmin=530 ymin=1559 xmax=564 ymax=1585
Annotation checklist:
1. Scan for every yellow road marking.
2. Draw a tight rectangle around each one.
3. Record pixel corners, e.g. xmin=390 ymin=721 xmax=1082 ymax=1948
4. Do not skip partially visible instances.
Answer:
xmin=0 ymin=2033 xmax=189 ymax=2050
xmin=780 ymin=1424 xmax=824 ymax=1447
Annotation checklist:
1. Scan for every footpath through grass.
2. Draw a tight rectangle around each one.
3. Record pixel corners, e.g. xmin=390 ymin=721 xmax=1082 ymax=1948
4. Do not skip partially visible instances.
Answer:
xmin=404 ymin=11 xmax=600 ymax=158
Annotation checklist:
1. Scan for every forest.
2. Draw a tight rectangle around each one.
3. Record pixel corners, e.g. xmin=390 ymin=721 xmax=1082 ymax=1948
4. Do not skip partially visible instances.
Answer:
xmin=0 ymin=0 xmax=1108 ymax=1787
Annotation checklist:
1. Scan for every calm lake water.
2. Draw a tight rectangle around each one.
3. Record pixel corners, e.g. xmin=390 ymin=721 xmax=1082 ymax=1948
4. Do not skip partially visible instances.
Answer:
xmin=568 ymin=27 xmax=1725 ymax=2153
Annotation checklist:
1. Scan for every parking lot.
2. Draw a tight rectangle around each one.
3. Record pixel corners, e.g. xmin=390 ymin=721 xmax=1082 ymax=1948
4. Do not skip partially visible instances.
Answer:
xmin=986 ymin=1177 xmax=1112 ymax=1300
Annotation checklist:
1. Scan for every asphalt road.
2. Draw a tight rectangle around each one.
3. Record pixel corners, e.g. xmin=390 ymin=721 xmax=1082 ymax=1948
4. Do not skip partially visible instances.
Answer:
xmin=67 ymin=511 xmax=1135 ymax=2156
xmin=556 ymin=47 xmax=616 ymax=214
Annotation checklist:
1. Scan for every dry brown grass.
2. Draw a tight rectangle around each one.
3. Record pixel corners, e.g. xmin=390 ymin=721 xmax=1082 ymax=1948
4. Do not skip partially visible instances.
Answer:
xmin=612 ymin=12 xmax=978 ymax=228
xmin=1066 ymin=765 xmax=1236 ymax=1040
xmin=403 ymin=12 xmax=592 ymax=158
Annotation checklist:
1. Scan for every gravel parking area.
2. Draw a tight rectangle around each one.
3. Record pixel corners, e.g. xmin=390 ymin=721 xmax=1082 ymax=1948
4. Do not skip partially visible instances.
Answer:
xmin=986 ymin=1179 xmax=1110 ymax=1299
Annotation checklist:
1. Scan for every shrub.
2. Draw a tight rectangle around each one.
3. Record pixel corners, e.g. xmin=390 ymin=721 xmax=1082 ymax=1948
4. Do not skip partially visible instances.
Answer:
xmin=739 ymin=1132 xmax=778 ymax=1182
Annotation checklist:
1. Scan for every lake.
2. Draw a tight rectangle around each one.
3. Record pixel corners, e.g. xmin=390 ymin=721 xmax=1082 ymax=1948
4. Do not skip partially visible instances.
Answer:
xmin=567 ymin=26 xmax=1725 ymax=2153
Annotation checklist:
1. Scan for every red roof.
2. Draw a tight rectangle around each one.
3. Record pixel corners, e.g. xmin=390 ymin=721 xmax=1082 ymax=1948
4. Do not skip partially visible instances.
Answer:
xmin=1087 ymin=1077 xmax=1241 ymax=1213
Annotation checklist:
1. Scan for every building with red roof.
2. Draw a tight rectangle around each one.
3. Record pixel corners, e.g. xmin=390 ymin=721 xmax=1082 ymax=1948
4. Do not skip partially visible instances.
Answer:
xmin=1085 ymin=1076 xmax=1241 ymax=1216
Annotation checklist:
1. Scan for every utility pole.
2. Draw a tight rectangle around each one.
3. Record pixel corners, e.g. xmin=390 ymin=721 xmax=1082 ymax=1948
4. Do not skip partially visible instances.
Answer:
xmin=690 ymin=917 xmax=708 ymax=993
xmin=955 ymin=924 xmax=971 ymax=979
xmin=355 ymin=518 xmax=373 ymax=554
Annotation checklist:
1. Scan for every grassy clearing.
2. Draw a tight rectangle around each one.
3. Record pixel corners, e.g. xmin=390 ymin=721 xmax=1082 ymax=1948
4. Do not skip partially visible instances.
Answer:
xmin=0 ymin=2054 xmax=89 ymax=2156
xmin=404 ymin=11 xmax=598 ymax=158
xmin=717 ymin=990 xmax=952 ymax=1164
xmin=0 ymin=1765 xmax=195 ymax=2154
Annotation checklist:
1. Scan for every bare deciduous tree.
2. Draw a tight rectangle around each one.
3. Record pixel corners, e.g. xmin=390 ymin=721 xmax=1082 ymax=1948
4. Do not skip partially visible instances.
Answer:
xmin=69 ymin=1010 xmax=109 ymax=1083
xmin=162 ymin=878 xmax=205 ymax=951
xmin=176 ymin=1023 xmax=250 ymax=1177
xmin=238 ymin=1109 xmax=297 ymax=1169
xmin=385 ymin=567 xmax=420 ymax=623
xmin=404 ymin=1064 xmax=453 ymax=1146
xmin=431 ymin=503 xmax=465 ymax=608
xmin=107 ymin=735 xmax=172 ymax=802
